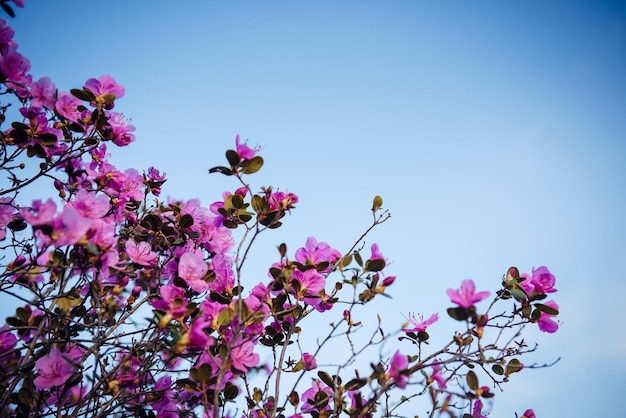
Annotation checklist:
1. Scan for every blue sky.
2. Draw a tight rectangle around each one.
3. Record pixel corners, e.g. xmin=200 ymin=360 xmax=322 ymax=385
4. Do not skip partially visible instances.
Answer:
xmin=4 ymin=1 xmax=626 ymax=416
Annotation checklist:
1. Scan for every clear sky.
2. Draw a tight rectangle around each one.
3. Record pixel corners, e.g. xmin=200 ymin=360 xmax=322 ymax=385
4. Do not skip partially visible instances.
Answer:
xmin=4 ymin=1 xmax=626 ymax=416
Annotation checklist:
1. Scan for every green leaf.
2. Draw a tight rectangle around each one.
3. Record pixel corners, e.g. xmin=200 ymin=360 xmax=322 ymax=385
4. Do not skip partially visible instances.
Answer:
xmin=210 ymin=292 xmax=231 ymax=305
xmin=70 ymin=88 xmax=96 ymax=102
xmin=354 ymin=251 xmax=363 ymax=267
xmin=365 ymin=258 xmax=385 ymax=272
xmin=230 ymin=194 xmax=245 ymax=209
xmin=1 ymin=2 xmax=15 ymax=18
xmin=223 ymin=382 xmax=239 ymax=399
xmin=7 ymin=218 xmax=27 ymax=232
xmin=447 ymin=307 xmax=469 ymax=321
xmin=179 ymin=214 xmax=194 ymax=228
xmin=534 ymin=303 xmax=559 ymax=316
xmin=226 ymin=149 xmax=240 ymax=167
xmin=492 ymin=364 xmax=504 ymax=375
xmin=505 ymin=358 xmax=523 ymax=375
xmin=37 ymin=133 xmax=58 ymax=146
xmin=216 ymin=308 xmax=235 ymax=326
xmin=510 ymin=288 xmax=528 ymax=302
xmin=344 ymin=378 xmax=367 ymax=391
xmin=317 ymin=371 xmax=335 ymax=389
xmin=192 ymin=363 xmax=213 ymax=385
xmin=240 ymin=156 xmax=264 ymax=174
xmin=208 ymin=166 xmax=234 ymax=176
xmin=251 ymin=194 xmax=269 ymax=212
xmin=102 ymin=93 xmax=117 ymax=105
xmin=11 ymin=121 xmax=29 ymax=131
xmin=466 ymin=370 xmax=479 ymax=390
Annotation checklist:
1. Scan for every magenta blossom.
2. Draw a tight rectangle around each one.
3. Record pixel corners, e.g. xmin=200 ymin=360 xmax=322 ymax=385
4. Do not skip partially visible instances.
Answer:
xmin=430 ymin=360 xmax=446 ymax=389
xmin=0 ymin=197 xmax=16 ymax=240
xmin=84 ymin=74 xmax=125 ymax=109
xmin=302 ymin=353 xmax=317 ymax=371
xmin=151 ymin=284 xmax=188 ymax=318
xmin=235 ymin=134 xmax=259 ymax=159
xmin=34 ymin=347 xmax=79 ymax=390
xmin=30 ymin=76 xmax=56 ymax=109
xmin=370 ymin=243 xmax=384 ymax=260
xmin=55 ymin=91 xmax=84 ymax=123
xmin=520 ymin=409 xmax=536 ymax=418
xmin=530 ymin=266 xmax=557 ymax=294
xmin=537 ymin=300 xmax=559 ymax=333
xmin=401 ymin=312 xmax=438 ymax=333
xmin=389 ymin=350 xmax=409 ymax=389
xmin=447 ymin=279 xmax=490 ymax=309
xmin=178 ymin=251 xmax=209 ymax=293
xmin=295 ymin=237 xmax=342 ymax=270
xmin=125 ymin=240 xmax=158 ymax=267
xmin=229 ymin=337 xmax=260 ymax=373
xmin=472 ymin=399 xmax=488 ymax=418
xmin=301 ymin=379 xmax=333 ymax=413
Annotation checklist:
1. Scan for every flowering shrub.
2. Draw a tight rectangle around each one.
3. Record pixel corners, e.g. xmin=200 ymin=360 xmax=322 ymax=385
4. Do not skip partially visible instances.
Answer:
xmin=0 ymin=5 xmax=559 ymax=418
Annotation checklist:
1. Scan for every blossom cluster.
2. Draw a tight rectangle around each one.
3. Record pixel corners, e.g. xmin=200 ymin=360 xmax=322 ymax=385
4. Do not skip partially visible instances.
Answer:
xmin=0 ymin=9 xmax=559 ymax=418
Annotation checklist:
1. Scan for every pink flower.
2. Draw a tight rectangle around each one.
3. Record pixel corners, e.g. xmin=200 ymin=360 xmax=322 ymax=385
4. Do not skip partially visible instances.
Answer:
xmin=151 ymin=376 xmax=179 ymax=418
xmin=0 ymin=325 xmax=18 ymax=364
xmin=291 ymin=269 xmax=326 ymax=302
xmin=235 ymin=134 xmax=258 ymax=159
xmin=301 ymin=379 xmax=333 ymax=413
xmin=302 ymin=353 xmax=317 ymax=371
xmin=104 ymin=111 xmax=135 ymax=146
xmin=51 ymin=207 xmax=91 ymax=247
xmin=0 ymin=19 xmax=15 ymax=51
xmin=151 ymin=284 xmax=188 ymax=318
xmin=0 ymin=45 xmax=30 ymax=85
xmin=84 ymin=74 xmax=125 ymax=109
xmin=187 ymin=315 xmax=215 ymax=350
xmin=370 ymin=243 xmax=384 ymax=260
xmin=430 ymin=361 xmax=446 ymax=389
xmin=20 ymin=199 xmax=56 ymax=226
xmin=178 ymin=251 xmax=209 ymax=292
xmin=520 ymin=409 xmax=536 ymax=418
xmin=389 ymin=350 xmax=409 ymax=389
xmin=537 ymin=300 xmax=559 ymax=333
xmin=30 ymin=76 xmax=56 ymax=109
xmin=295 ymin=237 xmax=341 ymax=270
xmin=55 ymin=91 xmax=84 ymax=123
xmin=125 ymin=240 xmax=157 ymax=267
xmin=401 ymin=312 xmax=438 ymax=333
xmin=34 ymin=347 xmax=77 ymax=390
xmin=266 ymin=190 xmax=298 ymax=211
xmin=447 ymin=279 xmax=490 ymax=309
xmin=530 ymin=266 xmax=557 ymax=294
xmin=0 ymin=197 xmax=16 ymax=240
xmin=472 ymin=399 xmax=487 ymax=418
xmin=230 ymin=338 xmax=259 ymax=372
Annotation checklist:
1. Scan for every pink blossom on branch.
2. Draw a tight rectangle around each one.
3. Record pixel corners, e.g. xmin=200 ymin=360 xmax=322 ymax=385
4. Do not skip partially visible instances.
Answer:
xmin=447 ymin=279 xmax=490 ymax=309
xmin=389 ymin=350 xmax=409 ymax=389
xmin=537 ymin=300 xmax=560 ymax=333
xmin=401 ymin=312 xmax=439 ymax=333
xmin=370 ymin=243 xmax=384 ymax=260
xmin=295 ymin=237 xmax=341 ymax=269
xmin=235 ymin=134 xmax=259 ymax=159
xmin=530 ymin=265 xmax=557 ymax=294
xmin=30 ymin=76 xmax=56 ymax=109
xmin=178 ymin=250 xmax=209 ymax=293
xmin=125 ymin=240 xmax=157 ymax=267
xmin=33 ymin=347 xmax=80 ymax=390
